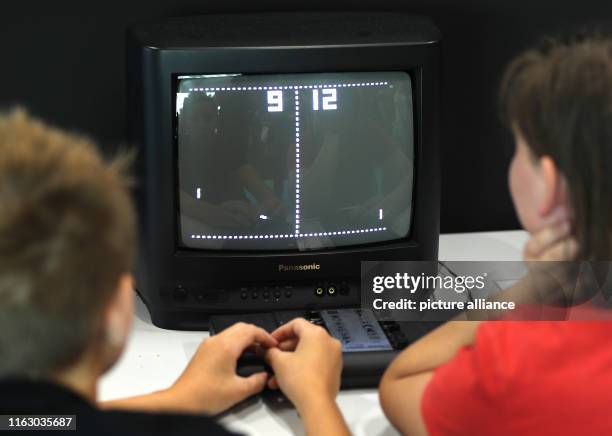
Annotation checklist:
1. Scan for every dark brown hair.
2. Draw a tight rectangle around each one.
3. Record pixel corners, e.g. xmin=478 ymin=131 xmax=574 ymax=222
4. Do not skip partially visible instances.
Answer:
xmin=0 ymin=109 xmax=136 ymax=377
xmin=500 ymin=34 xmax=612 ymax=260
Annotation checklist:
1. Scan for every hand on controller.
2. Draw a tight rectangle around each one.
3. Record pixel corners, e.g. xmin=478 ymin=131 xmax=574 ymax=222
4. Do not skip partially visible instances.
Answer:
xmin=165 ymin=322 xmax=278 ymax=415
xmin=264 ymin=318 xmax=343 ymax=412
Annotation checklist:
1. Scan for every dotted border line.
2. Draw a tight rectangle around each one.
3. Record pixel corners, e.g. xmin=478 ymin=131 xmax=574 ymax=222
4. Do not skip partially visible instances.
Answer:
xmin=186 ymin=82 xmax=389 ymax=242
xmin=188 ymin=82 xmax=389 ymax=92
xmin=189 ymin=227 xmax=387 ymax=240
xmin=294 ymin=90 xmax=300 ymax=235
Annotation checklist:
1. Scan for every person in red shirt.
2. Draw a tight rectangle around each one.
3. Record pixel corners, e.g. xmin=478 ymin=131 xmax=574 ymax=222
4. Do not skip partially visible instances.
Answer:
xmin=379 ymin=34 xmax=612 ymax=435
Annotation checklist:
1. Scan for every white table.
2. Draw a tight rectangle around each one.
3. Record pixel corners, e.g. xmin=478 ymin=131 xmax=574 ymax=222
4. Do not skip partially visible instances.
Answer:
xmin=99 ymin=230 xmax=528 ymax=436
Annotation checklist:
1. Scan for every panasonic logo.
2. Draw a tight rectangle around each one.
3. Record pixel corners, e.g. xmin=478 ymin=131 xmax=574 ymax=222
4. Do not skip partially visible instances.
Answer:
xmin=278 ymin=263 xmax=321 ymax=272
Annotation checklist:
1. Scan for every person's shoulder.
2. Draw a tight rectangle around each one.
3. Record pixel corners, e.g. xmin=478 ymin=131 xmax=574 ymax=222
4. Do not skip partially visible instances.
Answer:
xmin=0 ymin=379 xmax=240 ymax=436
xmin=476 ymin=320 xmax=560 ymax=361
xmin=466 ymin=321 xmax=548 ymax=392
xmin=474 ymin=319 xmax=608 ymax=381
xmin=87 ymin=410 xmax=241 ymax=436
xmin=477 ymin=319 xmax=562 ymax=348
xmin=477 ymin=318 xmax=611 ymax=347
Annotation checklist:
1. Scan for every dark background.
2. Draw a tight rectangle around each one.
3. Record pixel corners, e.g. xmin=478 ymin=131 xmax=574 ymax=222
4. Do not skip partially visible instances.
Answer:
xmin=1 ymin=1 xmax=610 ymax=233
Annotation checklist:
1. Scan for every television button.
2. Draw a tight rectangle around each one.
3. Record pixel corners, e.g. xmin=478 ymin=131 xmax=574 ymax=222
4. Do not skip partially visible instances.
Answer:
xmin=240 ymin=291 xmax=248 ymax=300
xmin=284 ymin=290 xmax=292 ymax=298
xmin=263 ymin=291 xmax=270 ymax=300
xmin=307 ymin=310 xmax=321 ymax=320
xmin=315 ymin=286 xmax=325 ymax=297
xmin=274 ymin=291 xmax=281 ymax=299
xmin=172 ymin=286 xmax=188 ymax=302
xmin=384 ymin=323 xmax=400 ymax=333
xmin=339 ymin=283 xmax=350 ymax=295
xmin=252 ymin=292 xmax=259 ymax=299
xmin=327 ymin=285 xmax=337 ymax=296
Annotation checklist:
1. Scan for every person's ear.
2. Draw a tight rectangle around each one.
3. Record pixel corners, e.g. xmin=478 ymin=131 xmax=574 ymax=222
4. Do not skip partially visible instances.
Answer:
xmin=538 ymin=155 xmax=569 ymax=219
xmin=104 ymin=274 xmax=134 ymax=350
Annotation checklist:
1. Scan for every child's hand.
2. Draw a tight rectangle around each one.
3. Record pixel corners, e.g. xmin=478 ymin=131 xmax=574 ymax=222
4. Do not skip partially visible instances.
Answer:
xmin=165 ymin=322 xmax=277 ymax=415
xmin=264 ymin=318 xmax=343 ymax=413
xmin=522 ymin=221 xmax=587 ymax=305
xmin=524 ymin=220 xmax=578 ymax=261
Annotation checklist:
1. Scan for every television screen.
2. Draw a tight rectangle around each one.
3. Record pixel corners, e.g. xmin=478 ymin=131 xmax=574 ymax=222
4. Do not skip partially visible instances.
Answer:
xmin=176 ymin=71 xmax=414 ymax=251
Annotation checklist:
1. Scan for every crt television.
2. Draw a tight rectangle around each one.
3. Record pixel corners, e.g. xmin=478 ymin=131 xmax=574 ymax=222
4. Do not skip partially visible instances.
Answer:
xmin=127 ymin=13 xmax=441 ymax=330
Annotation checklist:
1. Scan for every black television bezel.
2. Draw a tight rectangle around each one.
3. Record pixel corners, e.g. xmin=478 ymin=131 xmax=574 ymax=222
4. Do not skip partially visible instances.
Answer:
xmin=127 ymin=13 xmax=441 ymax=329
xmin=171 ymin=69 xmax=421 ymax=254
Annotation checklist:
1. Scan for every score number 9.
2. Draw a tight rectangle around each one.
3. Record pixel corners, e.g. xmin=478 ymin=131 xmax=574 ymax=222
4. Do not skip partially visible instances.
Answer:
xmin=266 ymin=89 xmax=338 ymax=113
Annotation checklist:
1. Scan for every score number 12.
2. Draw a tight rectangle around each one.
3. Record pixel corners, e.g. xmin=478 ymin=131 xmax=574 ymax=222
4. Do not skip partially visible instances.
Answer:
xmin=267 ymin=89 xmax=338 ymax=112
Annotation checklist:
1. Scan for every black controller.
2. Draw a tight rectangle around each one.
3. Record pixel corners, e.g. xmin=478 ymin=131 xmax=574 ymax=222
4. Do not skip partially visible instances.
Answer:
xmin=209 ymin=308 xmax=440 ymax=388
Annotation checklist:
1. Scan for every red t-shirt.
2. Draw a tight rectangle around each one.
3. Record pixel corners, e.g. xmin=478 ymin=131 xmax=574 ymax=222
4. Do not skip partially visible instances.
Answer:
xmin=422 ymin=317 xmax=612 ymax=435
